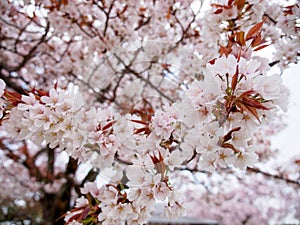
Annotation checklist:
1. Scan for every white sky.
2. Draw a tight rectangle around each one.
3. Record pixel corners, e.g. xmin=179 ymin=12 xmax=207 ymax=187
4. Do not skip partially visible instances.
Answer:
xmin=271 ymin=63 xmax=300 ymax=160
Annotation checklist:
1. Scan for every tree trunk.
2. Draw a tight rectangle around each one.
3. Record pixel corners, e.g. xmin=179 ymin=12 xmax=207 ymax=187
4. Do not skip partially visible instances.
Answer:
xmin=41 ymin=157 xmax=78 ymax=225
xmin=41 ymin=180 xmax=73 ymax=225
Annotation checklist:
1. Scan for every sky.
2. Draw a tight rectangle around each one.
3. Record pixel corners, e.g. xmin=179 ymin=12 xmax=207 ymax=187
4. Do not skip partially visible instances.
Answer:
xmin=272 ymin=63 xmax=300 ymax=160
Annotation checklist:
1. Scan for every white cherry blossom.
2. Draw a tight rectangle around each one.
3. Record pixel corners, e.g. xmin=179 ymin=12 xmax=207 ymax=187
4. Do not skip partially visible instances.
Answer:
xmin=207 ymin=55 xmax=238 ymax=76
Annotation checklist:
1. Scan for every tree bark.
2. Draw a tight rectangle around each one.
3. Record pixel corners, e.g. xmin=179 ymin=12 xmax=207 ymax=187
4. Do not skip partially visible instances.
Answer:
xmin=41 ymin=182 xmax=72 ymax=225
xmin=41 ymin=157 xmax=78 ymax=225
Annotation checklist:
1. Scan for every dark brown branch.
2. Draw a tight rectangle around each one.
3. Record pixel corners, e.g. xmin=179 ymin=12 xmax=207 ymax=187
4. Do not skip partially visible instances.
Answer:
xmin=134 ymin=16 xmax=152 ymax=31
xmin=65 ymin=157 xmax=79 ymax=175
xmin=0 ymin=72 xmax=27 ymax=94
xmin=80 ymin=168 xmax=98 ymax=186
xmin=263 ymin=13 xmax=277 ymax=24
xmin=74 ymin=21 xmax=94 ymax=38
xmin=103 ymin=0 xmax=115 ymax=37
xmin=46 ymin=145 xmax=55 ymax=183
xmin=13 ymin=22 xmax=50 ymax=72
xmin=113 ymin=53 xmax=175 ymax=103
xmin=0 ymin=21 xmax=50 ymax=94
xmin=174 ymin=166 xmax=300 ymax=186
xmin=173 ymin=8 xmax=196 ymax=47
xmin=247 ymin=167 xmax=300 ymax=186
xmin=269 ymin=60 xmax=280 ymax=67
xmin=0 ymin=140 xmax=45 ymax=182
xmin=115 ymin=155 xmax=133 ymax=166
xmin=14 ymin=20 xmax=32 ymax=53
xmin=0 ymin=15 xmax=42 ymax=34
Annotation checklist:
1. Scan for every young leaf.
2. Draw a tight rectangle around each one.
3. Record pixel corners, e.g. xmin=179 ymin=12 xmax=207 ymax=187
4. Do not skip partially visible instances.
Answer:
xmin=253 ymin=43 xmax=270 ymax=51
xmin=246 ymin=20 xmax=265 ymax=40
xmin=236 ymin=31 xmax=246 ymax=46
xmin=222 ymin=127 xmax=241 ymax=143
xmin=234 ymin=0 xmax=245 ymax=10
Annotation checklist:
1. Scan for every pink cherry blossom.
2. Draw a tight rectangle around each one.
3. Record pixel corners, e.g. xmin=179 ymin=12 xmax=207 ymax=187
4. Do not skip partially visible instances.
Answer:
xmin=207 ymin=55 xmax=238 ymax=76
xmin=0 ymin=0 xmax=299 ymax=224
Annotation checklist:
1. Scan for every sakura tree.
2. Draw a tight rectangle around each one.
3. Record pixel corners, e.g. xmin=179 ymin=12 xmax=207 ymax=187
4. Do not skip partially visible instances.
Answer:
xmin=0 ymin=0 xmax=299 ymax=225
xmin=182 ymin=157 xmax=300 ymax=225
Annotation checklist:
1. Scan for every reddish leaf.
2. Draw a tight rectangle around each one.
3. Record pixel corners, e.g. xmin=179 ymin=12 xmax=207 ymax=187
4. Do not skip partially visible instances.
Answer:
xmin=237 ymin=49 xmax=242 ymax=61
xmin=214 ymin=8 xmax=223 ymax=14
xmin=139 ymin=7 xmax=147 ymax=12
xmin=209 ymin=58 xmax=217 ymax=65
xmin=251 ymin=32 xmax=262 ymax=47
xmin=239 ymin=90 xmax=257 ymax=99
xmin=231 ymin=66 xmax=239 ymax=92
xmin=3 ymin=90 xmax=22 ymax=106
xmin=237 ymin=90 xmax=270 ymax=121
xmin=246 ymin=20 xmax=265 ymax=40
xmin=102 ymin=121 xmax=116 ymax=130
xmin=150 ymin=151 xmax=166 ymax=177
xmin=253 ymin=43 xmax=270 ymax=51
xmin=211 ymin=3 xmax=232 ymax=9
xmin=228 ymin=0 xmax=234 ymax=6
xmin=150 ymin=151 xmax=164 ymax=164
xmin=225 ymin=92 xmax=236 ymax=109
xmin=282 ymin=4 xmax=298 ymax=15
xmin=241 ymin=97 xmax=270 ymax=110
xmin=236 ymin=31 xmax=246 ymax=46
xmin=130 ymin=119 xmax=149 ymax=125
xmin=223 ymin=127 xmax=241 ymax=142
xmin=134 ymin=127 xmax=150 ymax=135
xmin=61 ymin=0 xmax=68 ymax=5
xmin=222 ymin=143 xmax=240 ymax=153
xmin=234 ymin=0 xmax=245 ymax=10
xmin=236 ymin=101 xmax=260 ymax=122
xmin=32 ymin=88 xmax=49 ymax=97
xmin=54 ymin=80 xmax=58 ymax=90
xmin=194 ymin=29 xmax=200 ymax=37
xmin=166 ymin=6 xmax=172 ymax=19
xmin=211 ymin=3 xmax=225 ymax=8
xmin=219 ymin=45 xmax=232 ymax=56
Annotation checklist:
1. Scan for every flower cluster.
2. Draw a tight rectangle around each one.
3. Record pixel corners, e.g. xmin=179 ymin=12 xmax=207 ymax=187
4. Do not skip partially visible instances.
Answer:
xmin=0 ymin=37 xmax=290 ymax=223
xmin=64 ymin=160 xmax=186 ymax=225
xmin=184 ymin=53 xmax=288 ymax=171
xmin=2 ymin=85 xmax=122 ymax=169
xmin=0 ymin=0 xmax=299 ymax=224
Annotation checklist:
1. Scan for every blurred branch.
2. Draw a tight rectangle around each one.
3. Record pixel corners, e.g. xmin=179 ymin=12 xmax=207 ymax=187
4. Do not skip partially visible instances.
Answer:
xmin=46 ymin=145 xmax=55 ymax=183
xmin=247 ymin=167 xmax=300 ymax=186
xmin=113 ymin=53 xmax=175 ymax=102
xmin=174 ymin=166 xmax=300 ymax=186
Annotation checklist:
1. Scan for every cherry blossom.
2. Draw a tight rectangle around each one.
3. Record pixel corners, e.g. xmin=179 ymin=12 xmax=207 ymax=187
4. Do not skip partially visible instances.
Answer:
xmin=0 ymin=0 xmax=299 ymax=224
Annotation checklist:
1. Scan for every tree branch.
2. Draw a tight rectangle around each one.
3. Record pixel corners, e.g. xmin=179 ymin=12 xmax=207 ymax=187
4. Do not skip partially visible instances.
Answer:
xmin=174 ymin=166 xmax=300 ymax=186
